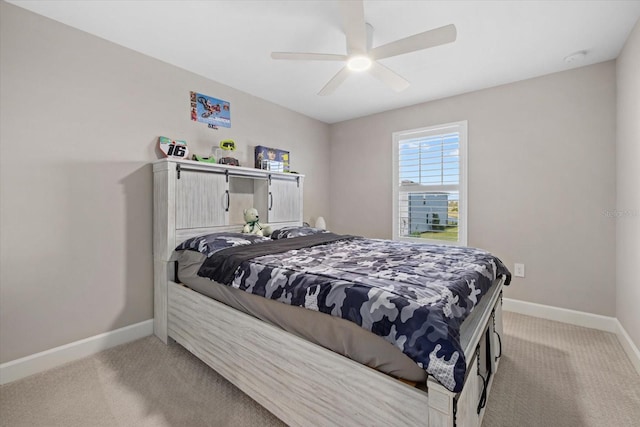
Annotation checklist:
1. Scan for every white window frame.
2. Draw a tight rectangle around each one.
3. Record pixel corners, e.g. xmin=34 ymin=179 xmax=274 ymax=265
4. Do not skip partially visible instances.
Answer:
xmin=392 ymin=120 xmax=468 ymax=246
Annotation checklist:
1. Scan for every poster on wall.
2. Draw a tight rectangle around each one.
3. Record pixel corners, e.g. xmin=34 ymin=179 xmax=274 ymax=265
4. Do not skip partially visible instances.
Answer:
xmin=190 ymin=91 xmax=231 ymax=129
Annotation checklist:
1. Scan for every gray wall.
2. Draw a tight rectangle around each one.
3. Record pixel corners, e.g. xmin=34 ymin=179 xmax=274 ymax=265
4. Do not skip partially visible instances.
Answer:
xmin=616 ymin=19 xmax=640 ymax=349
xmin=330 ymin=62 xmax=617 ymax=317
xmin=0 ymin=2 xmax=330 ymax=363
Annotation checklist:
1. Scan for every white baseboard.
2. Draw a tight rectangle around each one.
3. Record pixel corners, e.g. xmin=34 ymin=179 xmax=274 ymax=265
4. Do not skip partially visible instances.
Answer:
xmin=614 ymin=319 xmax=640 ymax=375
xmin=503 ymin=298 xmax=640 ymax=375
xmin=0 ymin=319 xmax=153 ymax=385
xmin=502 ymin=298 xmax=619 ymax=332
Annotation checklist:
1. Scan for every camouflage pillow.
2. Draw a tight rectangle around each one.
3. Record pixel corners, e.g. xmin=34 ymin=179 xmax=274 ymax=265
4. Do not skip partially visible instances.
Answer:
xmin=176 ymin=232 xmax=269 ymax=258
xmin=270 ymin=226 xmax=329 ymax=240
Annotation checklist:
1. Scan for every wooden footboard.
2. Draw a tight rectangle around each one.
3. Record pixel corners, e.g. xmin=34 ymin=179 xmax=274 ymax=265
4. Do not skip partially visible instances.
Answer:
xmin=168 ymin=281 xmax=430 ymax=426
xmin=160 ymin=279 xmax=504 ymax=427
xmin=427 ymin=284 xmax=504 ymax=427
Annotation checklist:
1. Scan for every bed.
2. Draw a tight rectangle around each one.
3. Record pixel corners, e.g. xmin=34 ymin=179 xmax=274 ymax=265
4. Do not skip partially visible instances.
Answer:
xmin=153 ymin=159 xmax=510 ymax=427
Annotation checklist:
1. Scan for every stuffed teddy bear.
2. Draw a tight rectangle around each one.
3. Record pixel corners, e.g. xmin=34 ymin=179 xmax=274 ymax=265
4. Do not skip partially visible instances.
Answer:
xmin=242 ymin=208 xmax=272 ymax=237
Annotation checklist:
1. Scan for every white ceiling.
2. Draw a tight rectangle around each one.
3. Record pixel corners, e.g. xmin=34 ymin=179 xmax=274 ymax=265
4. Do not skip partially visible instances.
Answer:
xmin=8 ymin=0 xmax=640 ymax=124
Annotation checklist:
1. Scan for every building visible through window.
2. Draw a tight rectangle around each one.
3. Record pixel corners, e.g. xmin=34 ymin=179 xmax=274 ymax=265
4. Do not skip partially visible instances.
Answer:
xmin=392 ymin=121 xmax=467 ymax=245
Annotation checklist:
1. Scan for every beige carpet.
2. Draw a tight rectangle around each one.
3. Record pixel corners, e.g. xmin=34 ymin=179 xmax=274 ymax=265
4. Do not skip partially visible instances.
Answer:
xmin=483 ymin=312 xmax=640 ymax=426
xmin=1 ymin=312 xmax=639 ymax=426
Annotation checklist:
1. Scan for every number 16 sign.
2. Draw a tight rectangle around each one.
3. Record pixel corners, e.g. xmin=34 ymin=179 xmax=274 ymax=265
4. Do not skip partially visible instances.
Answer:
xmin=158 ymin=136 xmax=189 ymax=159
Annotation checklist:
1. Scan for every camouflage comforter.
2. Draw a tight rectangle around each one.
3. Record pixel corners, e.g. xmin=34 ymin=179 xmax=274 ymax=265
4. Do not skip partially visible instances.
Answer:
xmin=195 ymin=235 xmax=511 ymax=392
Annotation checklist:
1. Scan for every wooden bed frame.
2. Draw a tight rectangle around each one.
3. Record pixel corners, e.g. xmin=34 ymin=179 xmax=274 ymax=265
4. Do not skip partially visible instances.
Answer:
xmin=153 ymin=159 xmax=505 ymax=427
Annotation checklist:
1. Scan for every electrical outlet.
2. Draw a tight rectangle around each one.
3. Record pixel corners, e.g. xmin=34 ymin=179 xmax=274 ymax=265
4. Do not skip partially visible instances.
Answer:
xmin=514 ymin=263 xmax=525 ymax=278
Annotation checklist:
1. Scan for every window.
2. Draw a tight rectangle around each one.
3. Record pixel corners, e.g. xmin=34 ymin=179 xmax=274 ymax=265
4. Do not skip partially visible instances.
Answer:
xmin=392 ymin=121 xmax=467 ymax=245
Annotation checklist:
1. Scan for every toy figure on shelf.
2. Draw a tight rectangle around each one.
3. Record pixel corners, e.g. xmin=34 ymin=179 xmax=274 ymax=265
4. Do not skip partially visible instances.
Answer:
xmin=241 ymin=208 xmax=272 ymax=237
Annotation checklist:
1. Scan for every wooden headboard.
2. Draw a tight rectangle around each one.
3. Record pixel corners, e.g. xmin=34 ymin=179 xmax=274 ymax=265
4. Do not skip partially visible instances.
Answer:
xmin=153 ymin=159 xmax=304 ymax=260
xmin=152 ymin=158 xmax=304 ymax=340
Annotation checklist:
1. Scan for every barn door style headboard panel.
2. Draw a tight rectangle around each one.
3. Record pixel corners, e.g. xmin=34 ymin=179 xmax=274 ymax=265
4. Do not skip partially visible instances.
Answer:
xmin=152 ymin=158 xmax=304 ymax=339
xmin=153 ymin=158 xmax=304 ymax=260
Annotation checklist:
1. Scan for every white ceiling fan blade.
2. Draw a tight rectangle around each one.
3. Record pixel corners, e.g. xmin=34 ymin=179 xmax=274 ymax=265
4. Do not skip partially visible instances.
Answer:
xmin=340 ymin=0 xmax=367 ymax=54
xmin=371 ymin=24 xmax=457 ymax=60
xmin=318 ymin=66 xmax=351 ymax=96
xmin=271 ymin=52 xmax=348 ymax=61
xmin=369 ymin=62 xmax=410 ymax=92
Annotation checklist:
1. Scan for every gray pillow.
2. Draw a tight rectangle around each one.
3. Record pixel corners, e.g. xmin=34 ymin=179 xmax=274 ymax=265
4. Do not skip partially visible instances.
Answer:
xmin=175 ymin=232 xmax=269 ymax=257
xmin=270 ymin=226 xmax=329 ymax=240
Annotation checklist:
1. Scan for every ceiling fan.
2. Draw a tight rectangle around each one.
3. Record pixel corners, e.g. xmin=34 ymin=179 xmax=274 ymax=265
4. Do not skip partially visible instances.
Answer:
xmin=270 ymin=0 xmax=457 ymax=96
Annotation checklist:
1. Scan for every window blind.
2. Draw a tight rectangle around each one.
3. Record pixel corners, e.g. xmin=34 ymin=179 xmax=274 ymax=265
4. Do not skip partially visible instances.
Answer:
xmin=393 ymin=122 xmax=466 ymax=244
xmin=399 ymin=133 xmax=460 ymax=186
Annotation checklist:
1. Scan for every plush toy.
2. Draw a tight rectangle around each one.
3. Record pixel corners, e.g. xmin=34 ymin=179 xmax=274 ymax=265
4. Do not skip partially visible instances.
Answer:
xmin=242 ymin=208 xmax=272 ymax=237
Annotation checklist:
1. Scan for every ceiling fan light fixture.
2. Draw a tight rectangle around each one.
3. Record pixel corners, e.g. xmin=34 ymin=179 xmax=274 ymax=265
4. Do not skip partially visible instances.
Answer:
xmin=270 ymin=1 xmax=457 ymax=94
xmin=347 ymin=55 xmax=372 ymax=72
